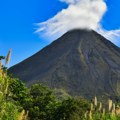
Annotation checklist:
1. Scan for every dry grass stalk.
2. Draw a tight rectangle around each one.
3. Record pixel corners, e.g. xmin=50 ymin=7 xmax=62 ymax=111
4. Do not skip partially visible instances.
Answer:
xmin=2 ymin=72 xmax=6 ymax=78
xmin=94 ymin=96 xmax=97 ymax=106
xmin=89 ymin=110 xmax=93 ymax=120
xmin=90 ymin=103 xmax=94 ymax=111
xmin=18 ymin=110 xmax=25 ymax=120
xmin=116 ymin=107 xmax=120 ymax=116
xmin=102 ymin=108 xmax=105 ymax=116
xmin=111 ymin=109 xmax=115 ymax=116
xmin=24 ymin=111 xmax=28 ymax=120
xmin=0 ymin=60 xmax=2 ymax=69
xmin=6 ymin=49 xmax=12 ymax=65
xmin=0 ymin=61 xmax=2 ymax=76
xmin=98 ymin=102 xmax=102 ymax=111
xmin=0 ymin=69 xmax=2 ymax=76
xmin=112 ymin=103 xmax=116 ymax=112
xmin=84 ymin=111 xmax=88 ymax=119
xmin=111 ymin=103 xmax=115 ymax=116
xmin=108 ymin=99 xmax=113 ymax=111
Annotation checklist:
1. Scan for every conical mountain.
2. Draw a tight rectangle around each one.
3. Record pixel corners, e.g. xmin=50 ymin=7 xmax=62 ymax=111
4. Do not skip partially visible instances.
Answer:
xmin=9 ymin=29 xmax=120 ymax=100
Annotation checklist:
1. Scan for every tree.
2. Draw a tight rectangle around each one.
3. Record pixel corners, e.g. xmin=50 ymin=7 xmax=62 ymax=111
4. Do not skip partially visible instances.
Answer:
xmin=25 ymin=84 xmax=56 ymax=120
xmin=53 ymin=97 xmax=90 ymax=120
xmin=9 ymin=77 xmax=30 ymax=107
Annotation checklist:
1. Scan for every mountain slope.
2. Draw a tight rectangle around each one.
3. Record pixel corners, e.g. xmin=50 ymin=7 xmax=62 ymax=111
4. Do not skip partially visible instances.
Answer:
xmin=9 ymin=29 xmax=120 ymax=100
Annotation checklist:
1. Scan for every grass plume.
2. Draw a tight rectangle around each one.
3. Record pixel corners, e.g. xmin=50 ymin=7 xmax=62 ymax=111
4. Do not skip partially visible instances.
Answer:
xmin=5 ymin=49 xmax=12 ymax=65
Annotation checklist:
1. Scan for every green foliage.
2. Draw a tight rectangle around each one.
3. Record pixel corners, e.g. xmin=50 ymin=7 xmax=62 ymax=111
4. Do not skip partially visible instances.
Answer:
xmin=0 ymin=56 xmax=5 ymax=60
xmin=53 ymin=98 xmax=78 ymax=120
xmin=0 ymin=102 xmax=19 ymax=120
xmin=0 ymin=55 xmax=27 ymax=120
xmin=53 ymin=97 xmax=90 ymax=120
xmin=25 ymin=84 xmax=56 ymax=120
xmin=9 ymin=77 xmax=29 ymax=106
xmin=21 ymin=84 xmax=90 ymax=120
xmin=0 ymin=75 xmax=21 ymax=120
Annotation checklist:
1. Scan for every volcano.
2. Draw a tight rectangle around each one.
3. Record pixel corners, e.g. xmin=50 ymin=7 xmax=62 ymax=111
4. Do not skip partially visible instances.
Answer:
xmin=9 ymin=30 xmax=120 ymax=100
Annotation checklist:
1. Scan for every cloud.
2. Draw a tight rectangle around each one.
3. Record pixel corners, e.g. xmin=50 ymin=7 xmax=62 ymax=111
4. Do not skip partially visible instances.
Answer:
xmin=97 ymin=27 xmax=120 ymax=46
xmin=35 ymin=0 xmax=120 ymax=46
xmin=36 ymin=0 xmax=107 ymax=39
xmin=60 ymin=0 xmax=79 ymax=4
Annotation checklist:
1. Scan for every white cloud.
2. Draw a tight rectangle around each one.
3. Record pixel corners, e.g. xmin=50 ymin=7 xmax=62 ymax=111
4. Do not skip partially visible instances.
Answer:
xmin=36 ymin=0 xmax=107 ymax=39
xmin=60 ymin=0 xmax=79 ymax=4
xmin=97 ymin=27 xmax=120 ymax=46
xmin=35 ymin=0 xmax=120 ymax=46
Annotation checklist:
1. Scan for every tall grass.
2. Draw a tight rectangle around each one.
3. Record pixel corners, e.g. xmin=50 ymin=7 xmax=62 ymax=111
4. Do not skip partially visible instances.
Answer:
xmin=84 ymin=96 xmax=120 ymax=120
xmin=0 ymin=50 xmax=27 ymax=120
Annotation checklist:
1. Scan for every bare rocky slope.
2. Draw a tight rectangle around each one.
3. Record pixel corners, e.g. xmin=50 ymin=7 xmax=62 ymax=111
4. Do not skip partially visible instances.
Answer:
xmin=9 ymin=29 xmax=120 ymax=100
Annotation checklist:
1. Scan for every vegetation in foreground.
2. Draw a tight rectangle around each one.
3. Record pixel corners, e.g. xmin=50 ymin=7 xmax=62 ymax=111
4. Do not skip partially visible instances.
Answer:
xmin=1 ymin=50 xmax=120 ymax=120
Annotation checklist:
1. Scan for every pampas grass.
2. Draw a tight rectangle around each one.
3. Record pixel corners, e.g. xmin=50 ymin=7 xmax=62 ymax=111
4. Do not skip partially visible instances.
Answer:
xmin=102 ymin=108 xmax=105 ymax=116
xmin=94 ymin=96 xmax=97 ymax=107
xmin=90 ymin=103 xmax=94 ymax=111
xmin=6 ymin=49 xmax=12 ymax=65
xmin=0 ymin=50 xmax=28 ymax=120
xmin=108 ymin=99 xmax=113 ymax=112
xmin=18 ymin=110 xmax=28 ymax=120
xmin=0 ymin=60 xmax=2 ymax=69
xmin=84 ymin=97 xmax=120 ymax=120
xmin=0 ymin=60 xmax=2 ymax=76
xmin=89 ymin=110 xmax=93 ymax=120
xmin=98 ymin=102 xmax=102 ymax=111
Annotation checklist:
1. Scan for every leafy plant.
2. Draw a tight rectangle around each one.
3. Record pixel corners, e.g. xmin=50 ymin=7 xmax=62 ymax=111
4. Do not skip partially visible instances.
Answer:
xmin=0 ymin=51 xmax=27 ymax=120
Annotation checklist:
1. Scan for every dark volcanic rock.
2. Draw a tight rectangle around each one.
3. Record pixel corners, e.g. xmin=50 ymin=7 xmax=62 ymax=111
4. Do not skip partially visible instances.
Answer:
xmin=9 ymin=29 xmax=120 ymax=100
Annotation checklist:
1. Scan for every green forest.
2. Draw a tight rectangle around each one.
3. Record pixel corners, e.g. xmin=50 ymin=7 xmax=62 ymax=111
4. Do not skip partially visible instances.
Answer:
xmin=1 ymin=51 xmax=120 ymax=120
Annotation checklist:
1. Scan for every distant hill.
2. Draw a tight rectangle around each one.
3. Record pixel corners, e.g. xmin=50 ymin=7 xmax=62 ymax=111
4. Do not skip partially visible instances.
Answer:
xmin=9 ymin=29 xmax=120 ymax=100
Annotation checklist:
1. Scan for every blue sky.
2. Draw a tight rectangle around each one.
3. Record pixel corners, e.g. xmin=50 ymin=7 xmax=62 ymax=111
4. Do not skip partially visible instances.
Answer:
xmin=102 ymin=0 xmax=120 ymax=30
xmin=0 ymin=0 xmax=120 ymax=67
